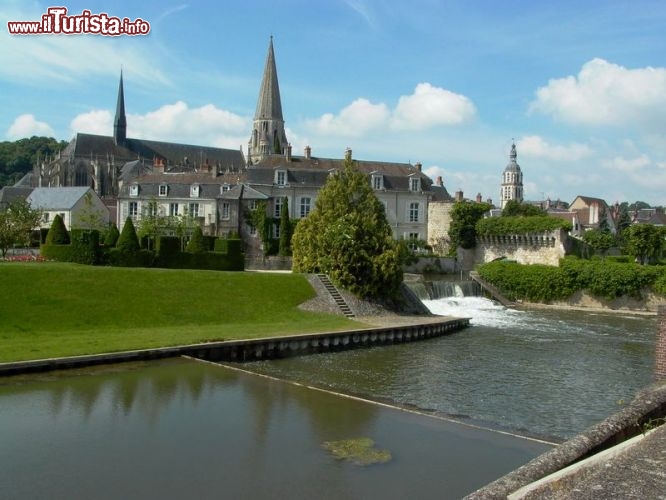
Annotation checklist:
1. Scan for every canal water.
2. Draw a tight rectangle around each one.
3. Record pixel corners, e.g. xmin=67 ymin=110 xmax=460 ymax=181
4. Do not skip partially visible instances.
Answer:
xmin=0 ymin=297 xmax=655 ymax=498
xmin=0 ymin=358 xmax=550 ymax=499
xmin=243 ymin=297 xmax=656 ymax=441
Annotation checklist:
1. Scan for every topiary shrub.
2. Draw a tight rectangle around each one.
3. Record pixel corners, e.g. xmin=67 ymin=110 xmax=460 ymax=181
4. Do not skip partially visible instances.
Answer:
xmin=70 ymin=229 xmax=100 ymax=265
xmin=103 ymin=223 xmax=120 ymax=247
xmin=117 ymin=217 xmax=140 ymax=253
xmin=185 ymin=226 xmax=206 ymax=254
xmin=45 ymin=214 xmax=70 ymax=245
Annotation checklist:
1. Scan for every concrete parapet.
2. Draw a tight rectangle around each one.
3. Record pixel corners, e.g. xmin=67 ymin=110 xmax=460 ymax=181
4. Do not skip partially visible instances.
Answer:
xmin=657 ymin=305 xmax=666 ymax=380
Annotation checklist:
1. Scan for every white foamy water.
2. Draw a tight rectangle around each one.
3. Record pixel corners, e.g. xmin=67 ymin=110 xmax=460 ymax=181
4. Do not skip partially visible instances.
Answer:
xmin=422 ymin=296 xmax=527 ymax=328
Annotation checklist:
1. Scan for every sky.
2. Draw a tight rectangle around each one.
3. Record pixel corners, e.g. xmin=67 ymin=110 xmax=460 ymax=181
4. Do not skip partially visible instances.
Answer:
xmin=1 ymin=0 xmax=665 ymax=206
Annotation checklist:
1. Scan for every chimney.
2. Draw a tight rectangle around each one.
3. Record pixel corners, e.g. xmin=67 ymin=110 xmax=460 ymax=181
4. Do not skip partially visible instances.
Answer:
xmin=304 ymin=145 xmax=311 ymax=159
xmin=476 ymin=193 xmax=482 ymax=203
xmin=415 ymin=162 xmax=422 ymax=172
xmin=286 ymin=143 xmax=292 ymax=162
xmin=153 ymin=157 xmax=164 ymax=174
xmin=436 ymin=176 xmax=443 ymax=187
xmin=455 ymin=190 xmax=464 ymax=202
xmin=344 ymin=147 xmax=352 ymax=161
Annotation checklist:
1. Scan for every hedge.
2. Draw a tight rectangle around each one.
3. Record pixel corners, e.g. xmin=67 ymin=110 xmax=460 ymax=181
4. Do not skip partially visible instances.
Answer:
xmin=476 ymin=216 xmax=572 ymax=236
xmin=477 ymin=257 xmax=666 ymax=302
xmin=40 ymin=244 xmax=73 ymax=262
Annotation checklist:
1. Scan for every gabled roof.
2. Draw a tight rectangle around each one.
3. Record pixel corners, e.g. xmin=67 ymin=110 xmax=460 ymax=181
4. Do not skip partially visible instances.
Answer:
xmin=571 ymin=195 xmax=609 ymax=207
xmin=61 ymin=133 xmax=245 ymax=172
xmin=27 ymin=187 xmax=92 ymax=210
xmin=220 ymin=184 xmax=269 ymax=201
xmin=0 ymin=186 xmax=33 ymax=208
xmin=249 ymin=155 xmax=432 ymax=191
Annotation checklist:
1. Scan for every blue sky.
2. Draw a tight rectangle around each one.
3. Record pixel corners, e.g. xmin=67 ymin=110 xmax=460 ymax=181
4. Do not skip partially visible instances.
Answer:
xmin=2 ymin=0 xmax=665 ymax=206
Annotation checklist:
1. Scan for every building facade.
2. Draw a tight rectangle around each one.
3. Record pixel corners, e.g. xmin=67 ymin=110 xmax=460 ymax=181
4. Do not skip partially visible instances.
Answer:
xmin=500 ymin=143 xmax=524 ymax=209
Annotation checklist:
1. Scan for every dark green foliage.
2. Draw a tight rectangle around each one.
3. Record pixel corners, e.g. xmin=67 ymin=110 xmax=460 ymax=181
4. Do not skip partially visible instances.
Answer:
xmin=107 ymin=248 xmax=154 ymax=267
xmin=476 ymin=216 xmax=572 ymax=236
xmin=448 ymin=201 xmax=492 ymax=251
xmin=623 ymin=224 xmax=665 ymax=265
xmin=45 ymin=214 xmax=70 ymax=245
xmin=156 ymin=236 xmax=181 ymax=259
xmin=214 ymin=238 xmax=242 ymax=255
xmin=292 ymin=158 xmax=403 ymax=299
xmin=616 ymin=205 xmax=632 ymax=235
xmin=478 ymin=257 xmax=666 ymax=302
xmin=39 ymin=244 xmax=73 ymax=262
xmin=581 ymin=229 xmax=616 ymax=257
xmin=185 ymin=226 xmax=206 ymax=254
xmin=0 ymin=136 xmax=67 ymax=187
xmin=279 ymin=197 xmax=292 ymax=256
xmin=501 ymin=200 xmax=546 ymax=217
xmin=116 ymin=217 xmax=140 ymax=253
xmin=103 ymin=223 xmax=119 ymax=247
xmin=249 ymin=201 xmax=276 ymax=256
xmin=69 ymin=229 xmax=100 ymax=265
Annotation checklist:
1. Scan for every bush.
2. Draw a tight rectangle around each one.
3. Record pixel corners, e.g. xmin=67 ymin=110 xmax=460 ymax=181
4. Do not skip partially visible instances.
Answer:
xmin=103 ymin=223 xmax=120 ymax=247
xmin=117 ymin=217 xmax=140 ymax=253
xmin=107 ymin=247 xmax=154 ymax=267
xmin=185 ymin=226 xmax=206 ymax=254
xmin=70 ymin=229 xmax=100 ymax=265
xmin=476 ymin=216 xmax=572 ymax=236
xmin=40 ymin=244 xmax=73 ymax=262
xmin=45 ymin=214 xmax=70 ymax=245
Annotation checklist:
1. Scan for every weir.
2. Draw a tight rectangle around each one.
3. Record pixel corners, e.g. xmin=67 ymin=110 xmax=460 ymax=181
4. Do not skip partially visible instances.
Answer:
xmin=406 ymin=279 xmax=481 ymax=301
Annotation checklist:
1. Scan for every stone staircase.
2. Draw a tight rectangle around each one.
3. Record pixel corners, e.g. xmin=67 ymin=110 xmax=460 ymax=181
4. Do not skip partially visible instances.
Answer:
xmin=316 ymin=274 xmax=355 ymax=318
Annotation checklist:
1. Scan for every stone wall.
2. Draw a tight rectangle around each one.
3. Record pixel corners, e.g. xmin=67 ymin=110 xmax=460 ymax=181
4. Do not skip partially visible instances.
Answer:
xmin=403 ymin=256 xmax=456 ymax=274
xmin=473 ymin=229 xmax=569 ymax=267
xmin=427 ymin=201 xmax=454 ymax=255
xmin=657 ymin=305 xmax=666 ymax=380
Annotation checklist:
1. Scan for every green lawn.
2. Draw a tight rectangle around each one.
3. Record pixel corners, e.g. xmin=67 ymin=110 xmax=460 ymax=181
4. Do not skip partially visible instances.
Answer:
xmin=0 ymin=263 xmax=361 ymax=362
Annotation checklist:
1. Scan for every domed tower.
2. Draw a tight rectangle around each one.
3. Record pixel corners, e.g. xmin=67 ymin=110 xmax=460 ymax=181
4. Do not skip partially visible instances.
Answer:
xmin=500 ymin=142 xmax=523 ymax=209
xmin=248 ymin=37 xmax=288 ymax=165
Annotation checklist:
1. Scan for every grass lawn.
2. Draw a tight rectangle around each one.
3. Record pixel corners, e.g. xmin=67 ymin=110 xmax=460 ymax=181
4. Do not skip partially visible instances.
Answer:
xmin=0 ymin=262 xmax=362 ymax=362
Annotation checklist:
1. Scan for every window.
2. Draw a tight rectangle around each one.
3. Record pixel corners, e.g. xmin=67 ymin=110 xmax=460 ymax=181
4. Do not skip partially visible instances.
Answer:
xmin=249 ymin=224 xmax=257 ymax=236
xmin=273 ymin=223 xmax=280 ymax=239
xmin=274 ymin=197 xmax=283 ymax=218
xmin=147 ymin=202 xmax=158 ymax=217
xmin=169 ymin=203 xmax=179 ymax=216
xmin=275 ymin=170 xmax=287 ymax=186
xmin=221 ymin=183 xmax=230 ymax=193
xmin=410 ymin=178 xmax=420 ymax=192
xmin=409 ymin=202 xmax=420 ymax=222
xmin=408 ymin=232 xmax=419 ymax=250
xmin=300 ymin=197 xmax=311 ymax=218
xmin=158 ymin=184 xmax=168 ymax=197
xmin=222 ymin=202 xmax=230 ymax=220
xmin=128 ymin=201 xmax=138 ymax=219
xmin=190 ymin=184 xmax=200 ymax=198
xmin=372 ymin=174 xmax=383 ymax=190
xmin=129 ymin=184 xmax=139 ymax=197
xmin=248 ymin=200 xmax=258 ymax=211
xmin=188 ymin=203 xmax=200 ymax=218
xmin=43 ymin=213 xmax=50 ymax=223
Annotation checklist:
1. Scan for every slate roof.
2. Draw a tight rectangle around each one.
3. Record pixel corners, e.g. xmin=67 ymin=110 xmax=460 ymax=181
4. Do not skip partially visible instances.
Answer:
xmin=27 ymin=187 xmax=92 ymax=210
xmin=248 ymin=155 xmax=432 ymax=191
xmin=119 ymin=171 xmax=247 ymax=199
xmin=0 ymin=186 xmax=33 ymax=208
xmin=254 ymin=37 xmax=283 ymax=121
xmin=430 ymin=184 xmax=453 ymax=202
xmin=220 ymin=184 xmax=269 ymax=201
xmin=62 ymin=133 xmax=245 ymax=171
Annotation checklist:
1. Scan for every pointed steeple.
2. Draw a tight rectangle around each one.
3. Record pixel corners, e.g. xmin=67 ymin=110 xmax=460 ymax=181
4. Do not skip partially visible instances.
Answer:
xmin=255 ymin=36 xmax=284 ymax=121
xmin=113 ymin=70 xmax=127 ymax=146
xmin=248 ymin=37 xmax=288 ymax=165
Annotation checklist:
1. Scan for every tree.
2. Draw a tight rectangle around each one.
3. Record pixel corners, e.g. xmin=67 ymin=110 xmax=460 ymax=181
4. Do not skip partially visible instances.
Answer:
xmin=278 ymin=197 xmax=292 ymax=256
xmin=448 ymin=201 xmax=492 ymax=252
xmin=616 ymin=204 xmax=632 ymax=234
xmin=137 ymin=199 xmax=166 ymax=250
xmin=116 ymin=217 xmax=140 ymax=253
xmin=501 ymin=200 xmax=545 ymax=217
xmin=185 ymin=225 xmax=206 ymax=253
xmin=582 ymin=229 xmax=615 ymax=258
xmin=624 ymin=224 xmax=665 ymax=265
xmin=0 ymin=199 xmax=43 ymax=256
xmin=292 ymin=158 xmax=404 ymax=299
xmin=103 ymin=223 xmax=120 ymax=247
xmin=598 ymin=205 xmax=610 ymax=233
xmin=45 ymin=213 xmax=69 ymax=245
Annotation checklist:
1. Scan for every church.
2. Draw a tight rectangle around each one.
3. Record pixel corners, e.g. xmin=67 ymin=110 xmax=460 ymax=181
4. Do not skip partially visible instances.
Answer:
xmin=34 ymin=38 xmax=436 ymax=255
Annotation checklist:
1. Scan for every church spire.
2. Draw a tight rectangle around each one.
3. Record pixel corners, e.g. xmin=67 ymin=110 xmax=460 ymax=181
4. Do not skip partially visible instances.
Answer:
xmin=113 ymin=70 xmax=127 ymax=146
xmin=248 ymin=37 xmax=288 ymax=165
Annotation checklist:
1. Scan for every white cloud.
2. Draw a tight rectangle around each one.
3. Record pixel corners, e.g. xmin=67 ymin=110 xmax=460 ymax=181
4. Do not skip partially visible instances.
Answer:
xmin=307 ymin=98 xmax=390 ymax=137
xmin=529 ymin=58 xmax=666 ymax=128
xmin=391 ymin=83 xmax=476 ymax=130
xmin=517 ymin=135 xmax=593 ymax=161
xmin=7 ymin=114 xmax=55 ymax=139
xmin=306 ymin=83 xmax=475 ymax=138
xmin=602 ymin=154 xmax=652 ymax=173
xmin=69 ymin=101 xmax=249 ymax=147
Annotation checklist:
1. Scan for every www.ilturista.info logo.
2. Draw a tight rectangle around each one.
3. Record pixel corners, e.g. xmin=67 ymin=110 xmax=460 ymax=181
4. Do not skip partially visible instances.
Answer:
xmin=7 ymin=7 xmax=150 ymax=36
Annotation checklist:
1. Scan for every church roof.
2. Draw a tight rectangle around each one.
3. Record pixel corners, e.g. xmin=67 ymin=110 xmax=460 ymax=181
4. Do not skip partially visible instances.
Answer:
xmin=248 ymin=154 xmax=432 ymax=191
xmin=254 ymin=37 xmax=283 ymax=121
xmin=62 ymin=133 xmax=245 ymax=172
xmin=27 ymin=187 xmax=92 ymax=210
xmin=0 ymin=186 xmax=33 ymax=208
xmin=504 ymin=143 xmax=521 ymax=173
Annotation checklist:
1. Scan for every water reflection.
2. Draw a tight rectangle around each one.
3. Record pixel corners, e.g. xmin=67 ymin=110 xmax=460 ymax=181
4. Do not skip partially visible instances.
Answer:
xmin=0 ymin=358 xmax=550 ymax=499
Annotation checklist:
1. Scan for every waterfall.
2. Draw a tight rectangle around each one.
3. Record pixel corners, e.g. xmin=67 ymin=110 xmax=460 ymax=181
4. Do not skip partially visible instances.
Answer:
xmin=405 ymin=280 xmax=481 ymax=300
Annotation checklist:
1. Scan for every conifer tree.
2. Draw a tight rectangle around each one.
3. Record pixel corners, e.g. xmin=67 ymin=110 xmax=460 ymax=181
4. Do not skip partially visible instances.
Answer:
xmin=185 ymin=225 xmax=206 ymax=254
xmin=278 ymin=197 xmax=292 ymax=256
xmin=45 ymin=214 xmax=70 ymax=245
xmin=116 ymin=217 xmax=140 ymax=253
